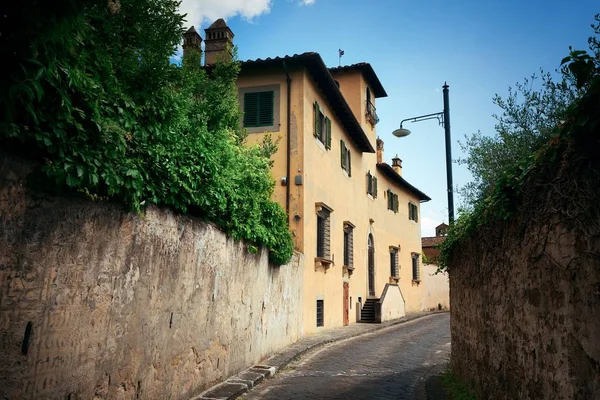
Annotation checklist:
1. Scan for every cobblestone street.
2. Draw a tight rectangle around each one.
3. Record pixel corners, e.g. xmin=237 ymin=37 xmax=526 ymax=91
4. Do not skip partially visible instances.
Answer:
xmin=242 ymin=313 xmax=450 ymax=400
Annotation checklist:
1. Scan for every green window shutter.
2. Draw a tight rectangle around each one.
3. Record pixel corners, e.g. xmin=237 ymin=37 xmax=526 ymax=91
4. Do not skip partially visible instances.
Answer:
xmin=366 ymin=172 xmax=371 ymax=194
xmin=415 ymin=205 xmax=418 ymax=222
xmin=325 ymin=117 xmax=332 ymax=149
xmin=244 ymin=91 xmax=273 ymax=127
xmin=340 ymin=140 xmax=345 ymax=169
xmin=257 ymin=91 xmax=274 ymax=126
xmin=347 ymin=151 xmax=351 ymax=176
xmin=373 ymin=177 xmax=378 ymax=198
xmin=243 ymin=92 xmax=259 ymax=127
xmin=313 ymin=102 xmax=319 ymax=137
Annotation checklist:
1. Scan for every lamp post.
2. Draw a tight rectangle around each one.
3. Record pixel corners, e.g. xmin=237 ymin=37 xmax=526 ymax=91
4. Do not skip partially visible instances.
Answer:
xmin=392 ymin=83 xmax=454 ymax=225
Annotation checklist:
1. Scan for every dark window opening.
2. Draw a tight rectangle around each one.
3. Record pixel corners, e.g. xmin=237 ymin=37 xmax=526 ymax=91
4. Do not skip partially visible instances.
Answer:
xmin=316 ymin=300 xmax=324 ymax=327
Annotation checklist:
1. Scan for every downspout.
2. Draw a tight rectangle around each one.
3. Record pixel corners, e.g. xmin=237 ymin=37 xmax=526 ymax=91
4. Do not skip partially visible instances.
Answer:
xmin=283 ymin=61 xmax=292 ymax=218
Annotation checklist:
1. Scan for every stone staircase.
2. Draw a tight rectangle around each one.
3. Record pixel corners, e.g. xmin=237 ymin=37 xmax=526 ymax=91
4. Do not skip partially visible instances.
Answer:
xmin=360 ymin=298 xmax=379 ymax=323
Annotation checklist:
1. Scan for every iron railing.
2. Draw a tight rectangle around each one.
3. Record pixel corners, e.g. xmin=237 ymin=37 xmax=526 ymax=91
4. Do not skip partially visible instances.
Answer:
xmin=366 ymin=100 xmax=379 ymax=125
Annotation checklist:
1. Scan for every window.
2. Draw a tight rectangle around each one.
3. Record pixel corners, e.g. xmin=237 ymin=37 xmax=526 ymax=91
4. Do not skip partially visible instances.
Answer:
xmin=316 ymin=206 xmax=332 ymax=259
xmin=313 ymin=102 xmax=331 ymax=149
xmin=316 ymin=300 xmax=324 ymax=327
xmin=366 ymin=171 xmax=378 ymax=198
xmin=340 ymin=140 xmax=351 ymax=176
xmin=343 ymin=222 xmax=354 ymax=268
xmin=412 ymin=253 xmax=420 ymax=281
xmin=243 ymin=91 xmax=274 ymax=127
xmin=387 ymin=190 xmax=399 ymax=213
xmin=390 ymin=247 xmax=399 ymax=278
xmin=409 ymin=202 xmax=419 ymax=221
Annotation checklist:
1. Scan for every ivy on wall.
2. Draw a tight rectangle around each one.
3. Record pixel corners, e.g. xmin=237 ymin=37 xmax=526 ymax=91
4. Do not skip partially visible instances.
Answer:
xmin=0 ymin=0 xmax=293 ymax=264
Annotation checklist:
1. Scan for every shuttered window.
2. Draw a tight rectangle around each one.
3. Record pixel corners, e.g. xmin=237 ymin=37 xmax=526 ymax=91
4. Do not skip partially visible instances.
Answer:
xmin=366 ymin=172 xmax=378 ymax=198
xmin=313 ymin=101 xmax=331 ymax=149
xmin=243 ymin=91 xmax=274 ymax=127
xmin=387 ymin=190 xmax=399 ymax=213
xmin=317 ymin=208 xmax=331 ymax=259
xmin=412 ymin=253 xmax=421 ymax=281
xmin=340 ymin=140 xmax=351 ymax=176
xmin=409 ymin=202 xmax=419 ymax=221
xmin=343 ymin=223 xmax=354 ymax=268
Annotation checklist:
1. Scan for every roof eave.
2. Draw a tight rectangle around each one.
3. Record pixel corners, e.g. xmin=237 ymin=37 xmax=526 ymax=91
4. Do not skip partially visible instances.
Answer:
xmin=376 ymin=163 xmax=431 ymax=202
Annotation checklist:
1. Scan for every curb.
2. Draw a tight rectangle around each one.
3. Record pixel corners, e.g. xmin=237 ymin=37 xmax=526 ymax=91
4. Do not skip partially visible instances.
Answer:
xmin=191 ymin=311 xmax=448 ymax=400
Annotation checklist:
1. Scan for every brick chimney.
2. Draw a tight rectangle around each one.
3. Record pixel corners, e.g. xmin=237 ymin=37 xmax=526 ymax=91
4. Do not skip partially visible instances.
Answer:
xmin=182 ymin=26 xmax=202 ymax=60
xmin=376 ymin=137 xmax=384 ymax=164
xmin=204 ymin=18 xmax=234 ymax=66
xmin=392 ymin=154 xmax=402 ymax=176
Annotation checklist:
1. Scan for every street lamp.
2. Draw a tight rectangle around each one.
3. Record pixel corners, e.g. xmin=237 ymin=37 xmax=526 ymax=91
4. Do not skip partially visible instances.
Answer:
xmin=392 ymin=82 xmax=454 ymax=225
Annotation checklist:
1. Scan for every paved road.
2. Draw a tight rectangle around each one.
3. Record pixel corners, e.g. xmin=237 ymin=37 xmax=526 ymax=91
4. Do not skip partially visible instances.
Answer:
xmin=242 ymin=313 xmax=450 ymax=400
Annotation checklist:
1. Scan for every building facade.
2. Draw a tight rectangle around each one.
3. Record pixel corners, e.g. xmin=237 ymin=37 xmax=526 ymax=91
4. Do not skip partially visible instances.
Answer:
xmin=187 ymin=20 xmax=432 ymax=334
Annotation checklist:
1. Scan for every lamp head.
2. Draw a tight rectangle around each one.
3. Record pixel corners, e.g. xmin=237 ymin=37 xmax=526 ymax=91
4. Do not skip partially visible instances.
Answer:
xmin=392 ymin=126 xmax=411 ymax=138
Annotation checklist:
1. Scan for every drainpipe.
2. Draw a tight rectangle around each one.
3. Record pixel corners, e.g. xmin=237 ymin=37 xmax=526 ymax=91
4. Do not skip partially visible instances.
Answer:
xmin=282 ymin=61 xmax=292 ymax=218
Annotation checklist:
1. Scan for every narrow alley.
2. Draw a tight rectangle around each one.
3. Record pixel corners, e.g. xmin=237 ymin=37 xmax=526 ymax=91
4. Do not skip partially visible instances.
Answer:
xmin=242 ymin=313 xmax=450 ymax=400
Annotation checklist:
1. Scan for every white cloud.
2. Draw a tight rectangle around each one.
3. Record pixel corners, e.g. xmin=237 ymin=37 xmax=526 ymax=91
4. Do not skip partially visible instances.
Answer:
xmin=179 ymin=0 xmax=316 ymax=29
xmin=179 ymin=0 xmax=272 ymax=28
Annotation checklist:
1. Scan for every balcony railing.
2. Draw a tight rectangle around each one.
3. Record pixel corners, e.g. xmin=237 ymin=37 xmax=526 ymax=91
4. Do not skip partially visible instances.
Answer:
xmin=366 ymin=100 xmax=379 ymax=125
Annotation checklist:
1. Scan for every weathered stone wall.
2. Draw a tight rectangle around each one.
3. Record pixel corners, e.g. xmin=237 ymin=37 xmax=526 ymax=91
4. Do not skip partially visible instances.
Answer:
xmin=449 ymin=146 xmax=600 ymax=399
xmin=0 ymin=154 xmax=304 ymax=399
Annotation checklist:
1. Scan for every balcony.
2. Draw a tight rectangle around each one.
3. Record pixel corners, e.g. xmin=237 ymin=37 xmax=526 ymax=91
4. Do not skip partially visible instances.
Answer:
xmin=366 ymin=100 xmax=379 ymax=125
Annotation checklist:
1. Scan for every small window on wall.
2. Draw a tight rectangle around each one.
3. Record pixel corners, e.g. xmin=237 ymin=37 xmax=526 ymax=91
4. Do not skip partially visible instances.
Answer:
xmin=409 ymin=202 xmax=419 ymax=221
xmin=340 ymin=140 xmax=351 ymax=176
xmin=387 ymin=190 xmax=399 ymax=213
xmin=316 ymin=300 xmax=324 ymax=327
xmin=313 ymin=102 xmax=331 ymax=149
xmin=243 ymin=91 xmax=274 ymax=127
xmin=390 ymin=247 xmax=399 ymax=278
xmin=412 ymin=253 xmax=420 ymax=281
xmin=366 ymin=171 xmax=378 ymax=198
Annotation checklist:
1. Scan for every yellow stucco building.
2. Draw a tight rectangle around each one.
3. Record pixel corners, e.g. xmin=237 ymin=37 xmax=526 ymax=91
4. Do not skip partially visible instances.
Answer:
xmin=187 ymin=20 xmax=432 ymax=334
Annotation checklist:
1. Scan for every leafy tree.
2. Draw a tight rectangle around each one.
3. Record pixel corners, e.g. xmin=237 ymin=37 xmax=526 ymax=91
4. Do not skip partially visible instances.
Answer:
xmin=458 ymin=14 xmax=600 ymax=209
xmin=0 ymin=0 xmax=293 ymax=264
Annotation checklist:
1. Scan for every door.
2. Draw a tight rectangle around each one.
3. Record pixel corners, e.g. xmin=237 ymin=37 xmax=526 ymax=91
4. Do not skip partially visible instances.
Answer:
xmin=368 ymin=234 xmax=375 ymax=296
xmin=343 ymin=282 xmax=349 ymax=326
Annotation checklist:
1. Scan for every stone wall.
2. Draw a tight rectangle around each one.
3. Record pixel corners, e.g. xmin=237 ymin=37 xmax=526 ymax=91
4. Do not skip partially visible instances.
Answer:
xmin=449 ymin=146 xmax=600 ymax=399
xmin=0 ymin=154 xmax=304 ymax=399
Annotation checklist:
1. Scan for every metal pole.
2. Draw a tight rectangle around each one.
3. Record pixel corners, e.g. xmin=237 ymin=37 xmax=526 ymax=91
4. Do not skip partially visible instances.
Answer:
xmin=443 ymin=82 xmax=454 ymax=225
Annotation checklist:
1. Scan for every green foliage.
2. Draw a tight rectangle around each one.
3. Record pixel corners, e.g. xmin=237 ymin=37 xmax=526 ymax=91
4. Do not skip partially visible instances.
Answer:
xmin=0 ymin=0 xmax=293 ymax=265
xmin=440 ymin=14 xmax=600 ymax=271
xmin=457 ymin=14 xmax=600 ymax=208
xmin=441 ymin=368 xmax=478 ymax=400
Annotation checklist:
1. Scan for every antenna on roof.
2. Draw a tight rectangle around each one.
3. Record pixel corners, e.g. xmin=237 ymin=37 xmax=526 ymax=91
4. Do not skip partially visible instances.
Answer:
xmin=338 ymin=49 xmax=345 ymax=67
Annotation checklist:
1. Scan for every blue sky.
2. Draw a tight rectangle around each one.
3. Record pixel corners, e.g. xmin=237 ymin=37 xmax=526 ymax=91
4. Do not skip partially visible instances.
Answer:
xmin=180 ymin=0 xmax=598 ymax=236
